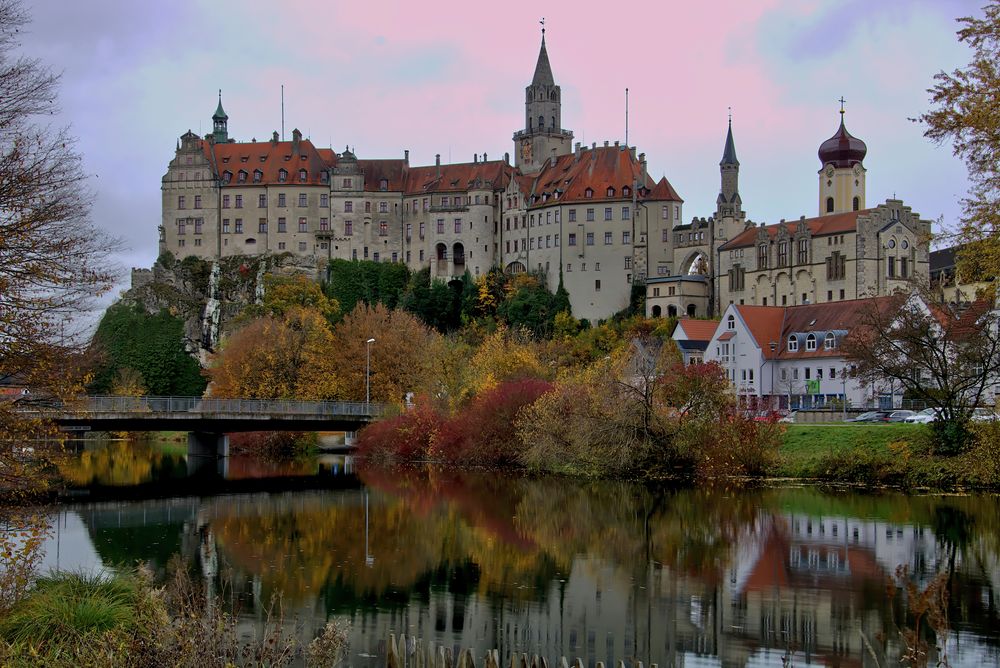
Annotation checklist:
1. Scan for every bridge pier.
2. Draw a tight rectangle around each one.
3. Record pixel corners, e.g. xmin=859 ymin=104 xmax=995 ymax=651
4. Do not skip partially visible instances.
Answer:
xmin=187 ymin=432 xmax=229 ymax=477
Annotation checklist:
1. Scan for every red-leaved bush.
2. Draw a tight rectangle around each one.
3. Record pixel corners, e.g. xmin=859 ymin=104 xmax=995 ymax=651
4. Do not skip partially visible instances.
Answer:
xmin=356 ymin=379 xmax=552 ymax=466
xmin=430 ymin=378 xmax=552 ymax=466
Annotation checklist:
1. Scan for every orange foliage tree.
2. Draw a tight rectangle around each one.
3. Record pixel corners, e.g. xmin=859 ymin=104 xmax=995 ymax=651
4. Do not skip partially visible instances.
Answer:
xmin=330 ymin=303 xmax=441 ymax=404
xmin=208 ymin=307 xmax=341 ymax=400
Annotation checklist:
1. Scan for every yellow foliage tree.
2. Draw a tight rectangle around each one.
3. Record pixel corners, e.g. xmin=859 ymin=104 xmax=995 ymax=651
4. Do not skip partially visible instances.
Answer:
xmin=208 ymin=307 xmax=340 ymax=400
xmin=254 ymin=273 xmax=339 ymax=321
xmin=465 ymin=324 xmax=547 ymax=398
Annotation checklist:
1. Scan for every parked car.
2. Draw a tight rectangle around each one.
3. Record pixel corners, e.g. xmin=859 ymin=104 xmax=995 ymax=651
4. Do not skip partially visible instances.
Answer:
xmin=847 ymin=411 xmax=889 ymax=422
xmin=883 ymin=410 xmax=916 ymax=422
xmin=972 ymin=408 xmax=1000 ymax=422
xmin=905 ymin=408 xmax=942 ymax=424
xmin=778 ymin=411 xmax=797 ymax=424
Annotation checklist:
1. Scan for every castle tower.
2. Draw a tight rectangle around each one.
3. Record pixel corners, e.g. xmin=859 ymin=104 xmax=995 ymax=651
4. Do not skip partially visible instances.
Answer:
xmin=212 ymin=90 xmax=229 ymax=143
xmin=513 ymin=25 xmax=573 ymax=173
xmin=717 ymin=116 xmax=742 ymax=218
xmin=817 ymin=101 xmax=867 ymax=216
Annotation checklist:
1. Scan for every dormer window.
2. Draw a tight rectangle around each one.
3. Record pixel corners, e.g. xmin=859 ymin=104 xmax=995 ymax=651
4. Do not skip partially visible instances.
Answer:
xmin=278 ymin=169 xmax=287 ymax=183
xmin=623 ymin=186 xmax=631 ymax=197
xmin=237 ymin=170 xmax=247 ymax=183
xmin=222 ymin=157 xmax=230 ymax=164
xmin=222 ymin=171 xmax=232 ymax=184
xmin=607 ymin=187 xmax=615 ymax=197
xmin=379 ymin=178 xmax=388 ymax=191
xmin=253 ymin=169 xmax=262 ymax=183
xmin=585 ymin=188 xmax=593 ymax=199
xmin=806 ymin=334 xmax=817 ymax=351
xmin=298 ymin=169 xmax=307 ymax=181
xmin=240 ymin=156 xmax=249 ymax=163
xmin=788 ymin=335 xmax=799 ymax=352
xmin=824 ymin=332 xmax=836 ymax=350
xmin=727 ymin=315 xmax=735 ymax=330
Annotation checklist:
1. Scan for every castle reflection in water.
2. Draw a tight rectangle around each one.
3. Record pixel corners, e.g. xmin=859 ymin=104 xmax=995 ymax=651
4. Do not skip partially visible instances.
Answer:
xmin=48 ymin=459 xmax=1000 ymax=667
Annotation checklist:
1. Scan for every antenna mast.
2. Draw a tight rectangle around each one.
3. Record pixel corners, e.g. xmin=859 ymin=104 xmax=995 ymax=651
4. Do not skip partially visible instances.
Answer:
xmin=625 ymin=88 xmax=629 ymax=147
xmin=281 ymin=85 xmax=285 ymax=141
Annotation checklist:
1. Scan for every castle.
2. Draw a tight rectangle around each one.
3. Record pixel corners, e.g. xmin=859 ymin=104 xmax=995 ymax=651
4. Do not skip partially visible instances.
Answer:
xmin=160 ymin=31 xmax=931 ymax=322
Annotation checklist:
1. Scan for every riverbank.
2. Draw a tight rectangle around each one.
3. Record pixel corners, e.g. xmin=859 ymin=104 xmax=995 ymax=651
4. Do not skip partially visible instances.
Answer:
xmin=777 ymin=422 xmax=1000 ymax=488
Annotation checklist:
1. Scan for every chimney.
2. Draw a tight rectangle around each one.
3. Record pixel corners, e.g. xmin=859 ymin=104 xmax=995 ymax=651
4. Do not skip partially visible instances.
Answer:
xmin=630 ymin=147 xmax=637 ymax=159
xmin=474 ymin=154 xmax=478 ymax=163
xmin=640 ymin=153 xmax=647 ymax=185
xmin=271 ymin=131 xmax=279 ymax=145
xmin=404 ymin=149 xmax=409 ymax=163
xmin=504 ymin=152 xmax=510 ymax=164
xmin=604 ymin=140 xmax=609 ymax=147
xmin=483 ymin=152 xmax=487 ymax=161
xmin=614 ymin=140 xmax=620 ymax=148
xmin=292 ymin=128 xmax=302 ymax=148
xmin=435 ymin=154 xmax=441 ymax=177
xmin=591 ymin=142 xmax=596 ymax=150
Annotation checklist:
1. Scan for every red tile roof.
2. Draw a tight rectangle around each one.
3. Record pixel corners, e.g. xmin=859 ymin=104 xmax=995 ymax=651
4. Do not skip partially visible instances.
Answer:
xmin=405 ymin=160 xmax=511 ymax=194
xmin=719 ymin=209 xmax=872 ymax=251
xmin=524 ymin=146 xmax=682 ymax=207
xmin=356 ymin=159 xmax=407 ymax=192
xmin=676 ymin=318 xmax=721 ymax=342
xmin=734 ymin=305 xmax=785 ymax=356
xmin=205 ymin=138 xmax=334 ymax=186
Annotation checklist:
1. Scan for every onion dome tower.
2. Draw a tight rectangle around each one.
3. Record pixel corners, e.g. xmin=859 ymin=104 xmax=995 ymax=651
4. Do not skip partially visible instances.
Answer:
xmin=818 ymin=100 xmax=867 ymax=216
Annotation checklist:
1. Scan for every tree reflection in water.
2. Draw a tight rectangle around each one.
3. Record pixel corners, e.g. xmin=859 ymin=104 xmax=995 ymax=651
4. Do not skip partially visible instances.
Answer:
xmin=61 ymin=460 xmax=1000 ymax=667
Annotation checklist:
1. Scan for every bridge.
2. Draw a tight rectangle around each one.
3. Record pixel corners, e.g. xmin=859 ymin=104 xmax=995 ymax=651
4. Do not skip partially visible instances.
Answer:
xmin=24 ymin=396 xmax=387 ymax=458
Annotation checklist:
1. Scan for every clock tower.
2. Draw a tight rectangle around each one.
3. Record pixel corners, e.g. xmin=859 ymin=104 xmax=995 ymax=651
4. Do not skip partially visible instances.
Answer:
xmin=817 ymin=101 xmax=868 ymax=216
xmin=513 ymin=24 xmax=573 ymax=174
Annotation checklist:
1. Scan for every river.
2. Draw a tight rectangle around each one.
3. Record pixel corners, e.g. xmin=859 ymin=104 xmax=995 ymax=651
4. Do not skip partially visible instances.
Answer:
xmin=30 ymin=438 xmax=1000 ymax=667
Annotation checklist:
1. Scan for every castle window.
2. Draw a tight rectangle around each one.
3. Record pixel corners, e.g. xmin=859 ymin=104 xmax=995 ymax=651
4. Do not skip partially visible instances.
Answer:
xmin=852 ymin=196 xmax=859 ymax=211
xmin=380 ymin=201 xmax=388 ymax=213
xmin=380 ymin=221 xmax=388 ymax=236
xmin=278 ymin=193 xmax=286 ymax=207
xmin=320 ymin=194 xmax=328 ymax=207
xmin=238 ymin=170 xmax=247 ymax=183
xmin=585 ymin=188 xmax=593 ymax=199
xmin=551 ymin=116 xmax=556 ymax=129
xmin=607 ymin=187 xmax=615 ymax=197
xmin=797 ymin=239 xmax=809 ymax=264
xmin=622 ymin=206 xmax=630 ymax=220
xmin=826 ymin=197 xmax=834 ymax=213
xmin=298 ymin=217 xmax=307 ymax=232
xmin=234 ymin=219 xmax=243 ymax=234
xmin=299 ymin=169 xmax=307 ymax=181
xmin=568 ymin=233 xmax=577 ymax=246
xmin=344 ymin=221 xmax=352 ymax=235
xmin=623 ymin=186 xmax=631 ymax=197
xmin=277 ymin=217 xmax=286 ymax=232
xmin=806 ymin=334 xmax=817 ymax=351
xmin=727 ymin=315 xmax=735 ymax=330
xmin=778 ymin=241 xmax=788 ymax=266
xmin=623 ymin=231 xmax=631 ymax=244
xmin=788 ymin=336 xmax=799 ymax=352
xmin=342 ymin=178 xmax=352 ymax=188
xmin=379 ymin=178 xmax=388 ymax=191
xmin=235 ymin=195 xmax=243 ymax=209
xmin=344 ymin=201 xmax=353 ymax=213
xmin=253 ymin=170 xmax=262 ymax=183
xmin=194 ymin=195 xmax=202 ymax=209
xmin=824 ymin=333 xmax=836 ymax=350
xmin=298 ymin=193 xmax=307 ymax=207
xmin=222 ymin=171 xmax=232 ymax=184
xmin=194 ymin=219 xmax=203 ymax=235
xmin=259 ymin=219 xmax=267 ymax=233
xmin=758 ymin=244 xmax=768 ymax=269
xmin=278 ymin=169 xmax=287 ymax=183
xmin=604 ymin=207 xmax=612 ymax=221
xmin=900 ymin=257 xmax=908 ymax=278
xmin=538 ymin=115 xmax=544 ymax=129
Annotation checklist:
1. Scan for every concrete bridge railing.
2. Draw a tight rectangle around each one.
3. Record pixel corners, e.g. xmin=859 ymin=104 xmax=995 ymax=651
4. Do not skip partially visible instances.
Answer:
xmin=32 ymin=396 xmax=389 ymax=418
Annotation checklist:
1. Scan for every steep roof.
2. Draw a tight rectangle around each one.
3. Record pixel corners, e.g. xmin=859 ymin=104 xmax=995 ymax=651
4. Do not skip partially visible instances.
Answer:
xmin=734 ymin=305 xmax=785 ymax=356
xmin=720 ymin=120 xmax=738 ymax=166
xmin=719 ymin=209 xmax=871 ymax=251
xmin=525 ymin=146 xmax=682 ymax=207
xmin=357 ymin=159 xmax=407 ymax=192
xmin=205 ymin=138 xmax=334 ymax=186
xmin=675 ymin=318 xmax=720 ymax=343
xmin=531 ymin=35 xmax=555 ymax=86
xmin=404 ymin=160 xmax=511 ymax=194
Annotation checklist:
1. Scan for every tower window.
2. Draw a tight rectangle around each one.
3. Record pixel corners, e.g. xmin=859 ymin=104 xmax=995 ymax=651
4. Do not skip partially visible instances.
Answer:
xmin=538 ymin=115 xmax=544 ymax=129
xmin=852 ymin=196 xmax=859 ymax=211
xmin=826 ymin=197 xmax=834 ymax=213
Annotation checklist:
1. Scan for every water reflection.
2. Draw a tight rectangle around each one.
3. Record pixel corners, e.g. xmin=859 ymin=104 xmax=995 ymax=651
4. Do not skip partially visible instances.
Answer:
xmin=41 ymin=445 xmax=1000 ymax=667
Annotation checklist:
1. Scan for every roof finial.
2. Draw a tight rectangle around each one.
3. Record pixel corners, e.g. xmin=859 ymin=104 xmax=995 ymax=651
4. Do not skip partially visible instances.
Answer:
xmin=728 ymin=106 xmax=732 ymax=125
xmin=839 ymin=96 xmax=846 ymax=116
xmin=540 ymin=16 xmax=545 ymax=36
xmin=218 ymin=88 xmax=222 ymax=102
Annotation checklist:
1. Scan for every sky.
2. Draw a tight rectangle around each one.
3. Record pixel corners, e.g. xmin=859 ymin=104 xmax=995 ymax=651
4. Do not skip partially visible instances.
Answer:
xmin=21 ymin=0 xmax=980 ymax=292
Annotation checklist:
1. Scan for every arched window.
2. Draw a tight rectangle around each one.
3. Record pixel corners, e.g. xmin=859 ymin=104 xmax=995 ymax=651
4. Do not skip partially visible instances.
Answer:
xmin=787 ymin=335 xmax=799 ymax=352
xmin=806 ymin=334 xmax=817 ymax=351
xmin=824 ymin=332 xmax=836 ymax=350
xmin=826 ymin=197 xmax=834 ymax=213
xmin=651 ymin=305 xmax=662 ymax=317
xmin=550 ymin=91 xmax=557 ymax=101
xmin=852 ymin=196 xmax=859 ymax=211
xmin=538 ymin=115 xmax=544 ymax=129
xmin=551 ymin=116 xmax=556 ymax=129
xmin=727 ymin=314 xmax=735 ymax=330
xmin=687 ymin=304 xmax=696 ymax=317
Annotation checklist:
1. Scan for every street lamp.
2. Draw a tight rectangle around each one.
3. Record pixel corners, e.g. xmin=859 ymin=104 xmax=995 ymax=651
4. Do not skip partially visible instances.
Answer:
xmin=365 ymin=338 xmax=376 ymax=410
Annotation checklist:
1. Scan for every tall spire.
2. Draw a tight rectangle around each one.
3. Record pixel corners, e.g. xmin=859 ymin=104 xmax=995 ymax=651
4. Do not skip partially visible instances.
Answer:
xmin=531 ymin=21 xmax=554 ymax=87
xmin=720 ymin=110 xmax=738 ymax=166
xmin=213 ymin=89 xmax=228 ymax=121
xmin=212 ymin=89 xmax=229 ymax=143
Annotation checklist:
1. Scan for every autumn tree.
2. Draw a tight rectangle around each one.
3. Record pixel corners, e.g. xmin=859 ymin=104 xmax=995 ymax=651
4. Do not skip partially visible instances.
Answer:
xmin=330 ymin=303 xmax=441 ymax=404
xmin=919 ymin=1 xmax=1000 ymax=283
xmin=244 ymin=272 xmax=338 ymax=321
xmin=0 ymin=0 xmax=120 ymax=496
xmin=842 ymin=293 xmax=1000 ymax=454
xmin=208 ymin=307 xmax=340 ymax=400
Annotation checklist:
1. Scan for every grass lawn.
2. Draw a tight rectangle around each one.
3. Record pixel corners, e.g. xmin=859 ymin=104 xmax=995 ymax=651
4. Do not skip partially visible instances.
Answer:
xmin=778 ymin=423 xmax=930 ymax=477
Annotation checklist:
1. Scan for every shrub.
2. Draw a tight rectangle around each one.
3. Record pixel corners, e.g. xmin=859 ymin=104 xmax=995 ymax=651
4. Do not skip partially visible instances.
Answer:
xmin=356 ymin=400 xmax=444 ymax=462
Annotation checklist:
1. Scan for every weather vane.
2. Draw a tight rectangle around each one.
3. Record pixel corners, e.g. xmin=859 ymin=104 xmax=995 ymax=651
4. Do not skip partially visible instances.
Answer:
xmin=839 ymin=96 xmax=846 ymax=115
xmin=540 ymin=17 xmax=545 ymax=35
xmin=728 ymin=106 xmax=732 ymax=124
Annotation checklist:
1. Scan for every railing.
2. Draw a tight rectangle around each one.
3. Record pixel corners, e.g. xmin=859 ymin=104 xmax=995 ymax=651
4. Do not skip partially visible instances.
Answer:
xmin=21 ymin=396 xmax=388 ymax=418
